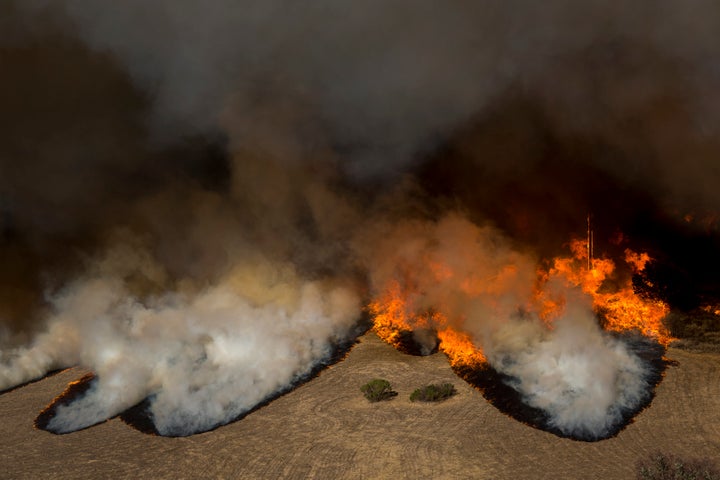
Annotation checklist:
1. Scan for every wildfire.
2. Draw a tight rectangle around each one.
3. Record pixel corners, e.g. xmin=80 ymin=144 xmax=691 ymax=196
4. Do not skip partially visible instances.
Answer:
xmin=368 ymin=280 xmax=432 ymax=348
xmin=436 ymin=327 xmax=486 ymax=366
xmin=368 ymin=230 xmax=672 ymax=368
xmin=701 ymin=304 xmax=720 ymax=316
xmin=367 ymin=279 xmax=486 ymax=367
xmin=543 ymin=239 xmax=672 ymax=345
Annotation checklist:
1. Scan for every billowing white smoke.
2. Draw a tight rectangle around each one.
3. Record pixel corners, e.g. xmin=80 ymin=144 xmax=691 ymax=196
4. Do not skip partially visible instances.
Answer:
xmin=1 ymin=242 xmax=360 ymax=435
xmin=0 ymin=322 xmax=80 ymax=392
xmin=485 ymin=303 xmax=650 ymax=438
xmin=360 ymin=213 xmax=654 ymax=439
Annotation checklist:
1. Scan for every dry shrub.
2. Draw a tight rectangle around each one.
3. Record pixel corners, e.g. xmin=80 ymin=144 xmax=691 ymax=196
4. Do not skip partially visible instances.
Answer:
xmin=637 ymin=452 xmax=720 ymax=480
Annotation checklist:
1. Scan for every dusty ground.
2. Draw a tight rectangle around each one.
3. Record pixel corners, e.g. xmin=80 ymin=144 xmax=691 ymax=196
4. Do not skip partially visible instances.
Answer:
xmin=1 ymin=332 xmax=719 ymax=479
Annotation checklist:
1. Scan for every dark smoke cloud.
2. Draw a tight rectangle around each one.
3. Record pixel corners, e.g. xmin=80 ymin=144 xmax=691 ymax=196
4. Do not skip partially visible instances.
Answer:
xmin=1 ymin=0 xmax=719 ymax=436
xmin=13 ymin=1 xmax=720 ymax=189
xmin=7 ymin=1 xmax=720 ymax=224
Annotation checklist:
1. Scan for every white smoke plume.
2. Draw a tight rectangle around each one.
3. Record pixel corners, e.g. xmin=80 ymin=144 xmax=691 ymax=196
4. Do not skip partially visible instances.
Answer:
xmin=3 ymin=240 xmax=360 ymax=435
xmin=485 ymin=303 xmax=651 ymax=439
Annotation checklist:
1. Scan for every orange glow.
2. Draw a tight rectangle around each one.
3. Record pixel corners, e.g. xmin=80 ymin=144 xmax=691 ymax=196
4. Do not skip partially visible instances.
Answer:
xmin=367 ymin=280 xmax=421 ymax=349
xmin=368 ymin=233 xmax=672 ymax=368
xmin=625 ymin=249 xmax=651 ymax=272
xmin=437 ymin=327 xmax=486 ymax=367
xmin=367 ymin=278 xmax=486 ymax=366
xmin=542 ymin=239 xmax=672 ymax=345
xmin=682 ymin=211 xmax=719 ymax=232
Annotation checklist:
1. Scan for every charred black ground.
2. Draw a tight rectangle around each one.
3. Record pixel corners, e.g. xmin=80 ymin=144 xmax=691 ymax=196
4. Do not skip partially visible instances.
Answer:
xmin=35 ymin=372 xmax=96 ymax=432
xmin=382 ymin=329 xmax=440 ymax=357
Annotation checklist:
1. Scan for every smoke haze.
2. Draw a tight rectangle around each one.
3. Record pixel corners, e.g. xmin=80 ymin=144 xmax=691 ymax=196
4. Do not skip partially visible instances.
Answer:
xmin=1 ymin=1 xmax=719 ymax=436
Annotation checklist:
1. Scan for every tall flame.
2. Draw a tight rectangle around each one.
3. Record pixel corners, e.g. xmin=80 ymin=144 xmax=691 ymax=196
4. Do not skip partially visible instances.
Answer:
xmin=367 ymin=279 xmax=486 ymax=367
xmin=542 ymin=239 xmax=672 ymax=345
xmin=368 ymin=233 xmax=672 ymax=369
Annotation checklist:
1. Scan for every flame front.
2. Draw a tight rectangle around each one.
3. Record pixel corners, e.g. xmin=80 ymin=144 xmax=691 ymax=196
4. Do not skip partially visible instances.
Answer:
xmin=368 ymin=279 xmax=486 ymax=367
xmin=368 ymin=231 xmax=672 ymax=368
xmin=542 ymin=239 xmax=672 ymax=345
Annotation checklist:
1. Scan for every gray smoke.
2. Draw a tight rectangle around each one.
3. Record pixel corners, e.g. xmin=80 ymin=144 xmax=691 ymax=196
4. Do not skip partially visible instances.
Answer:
xmin=12 ymin=0 xmax=720 ymax=202
xmin=1 ymin=0 xmax=717 ymax=437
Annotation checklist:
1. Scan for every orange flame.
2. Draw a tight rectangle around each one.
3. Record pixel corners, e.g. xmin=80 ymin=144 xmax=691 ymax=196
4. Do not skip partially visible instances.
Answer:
xmin=368 ymin=279 xmax=431 ymax=348
xmin=367 ymin=278 xmax=486 ymax=367
xmin=437 ymin=327 xmax=487 ymax=367
xmin=541 ymin=239 xmax=672 ymax=345
xmin=368 ymin=234 xmax=672 ymax=369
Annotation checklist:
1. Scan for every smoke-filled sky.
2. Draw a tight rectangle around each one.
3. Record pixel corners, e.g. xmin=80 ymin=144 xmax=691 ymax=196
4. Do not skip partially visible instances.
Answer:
xmin=1 ymin=1 xmax=719 ymax=438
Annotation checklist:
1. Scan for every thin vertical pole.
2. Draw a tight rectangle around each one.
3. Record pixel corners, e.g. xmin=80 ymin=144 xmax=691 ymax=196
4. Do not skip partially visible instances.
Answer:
xmin=587 ymin=214 xmax=592 ymax=271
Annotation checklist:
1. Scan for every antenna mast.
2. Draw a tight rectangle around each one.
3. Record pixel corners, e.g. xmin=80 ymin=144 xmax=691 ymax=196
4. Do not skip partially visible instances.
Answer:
xmin=587 ymin=213 xmax=594 ymax=270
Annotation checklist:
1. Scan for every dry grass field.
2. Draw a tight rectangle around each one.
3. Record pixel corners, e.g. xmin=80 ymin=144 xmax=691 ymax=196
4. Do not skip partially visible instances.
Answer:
xmin=1 ymin=332 xmax=719 ymax=479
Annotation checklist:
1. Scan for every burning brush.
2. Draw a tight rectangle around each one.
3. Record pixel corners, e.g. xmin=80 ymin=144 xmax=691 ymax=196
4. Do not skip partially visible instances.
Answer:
xmin=365 ymin=213 xmax=671 ymax=441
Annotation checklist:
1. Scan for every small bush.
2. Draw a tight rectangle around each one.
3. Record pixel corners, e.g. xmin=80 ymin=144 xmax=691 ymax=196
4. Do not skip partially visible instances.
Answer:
xmin=637 ymin=452 xmax=720 ymax=480
xmin=360 ymin=379 xmax=397 ymax=402
xmin=409 ymin=383 xmax=457 ymax=402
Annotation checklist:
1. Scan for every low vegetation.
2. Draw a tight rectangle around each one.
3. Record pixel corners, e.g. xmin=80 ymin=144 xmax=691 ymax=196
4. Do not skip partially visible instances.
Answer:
xmin=633 ymin=267 xmax=720 ymax=352
xmin=409 ymin=383 xmax=457 ymax=402
xmin=664 ymin=310 xmax=720 ymax=352
xmin=360 ymin=379 xmax=397 ymax=402
xmin=636 ymin=452 xmax=720 ymax=480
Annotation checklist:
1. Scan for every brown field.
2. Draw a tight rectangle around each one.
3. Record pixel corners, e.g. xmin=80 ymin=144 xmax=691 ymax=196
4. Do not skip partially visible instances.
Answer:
xmin=1 ymin=333 xmax=719 ymax=479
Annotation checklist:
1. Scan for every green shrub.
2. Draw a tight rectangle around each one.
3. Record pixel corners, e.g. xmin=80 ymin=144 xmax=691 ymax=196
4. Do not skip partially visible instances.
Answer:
xmin=360 ymin=379 xmax=397 ymax=402
xmin=409 ymin=383 xmax=457 ymax=402
xmin=637 ymin=452 xmax=720 ymax=480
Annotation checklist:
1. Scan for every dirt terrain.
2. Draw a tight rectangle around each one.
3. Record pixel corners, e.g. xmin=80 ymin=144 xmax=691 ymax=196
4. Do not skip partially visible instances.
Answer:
xmin=1 ymin=332 xmax=719 ymax=479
